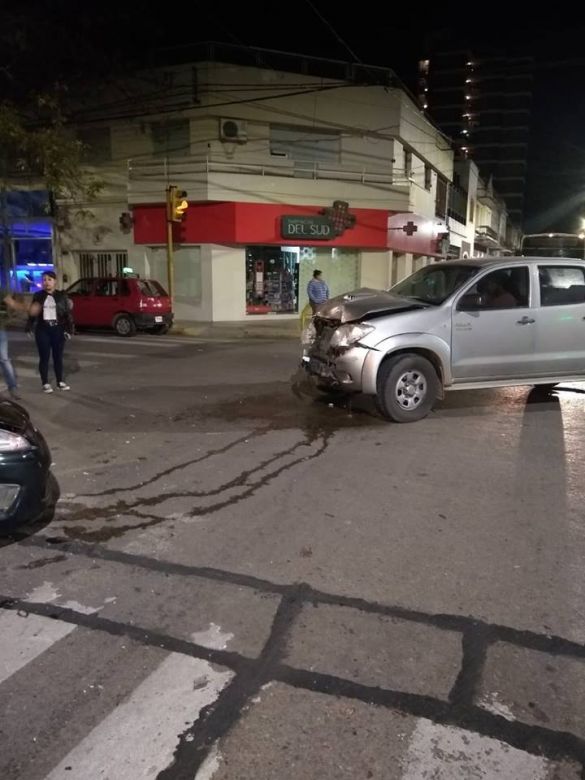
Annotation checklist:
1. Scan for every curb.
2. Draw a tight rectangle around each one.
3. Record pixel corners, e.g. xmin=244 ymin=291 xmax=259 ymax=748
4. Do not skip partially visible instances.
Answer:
xmin=170 ymin=324 xmax=300 ymax=340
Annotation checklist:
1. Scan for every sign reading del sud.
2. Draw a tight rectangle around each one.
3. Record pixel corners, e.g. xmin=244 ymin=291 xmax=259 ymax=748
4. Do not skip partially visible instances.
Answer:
xmin=280 ymin=201 xmax=356 ymax=241
xmin=281 ymin=215 xmax=333 ymax=240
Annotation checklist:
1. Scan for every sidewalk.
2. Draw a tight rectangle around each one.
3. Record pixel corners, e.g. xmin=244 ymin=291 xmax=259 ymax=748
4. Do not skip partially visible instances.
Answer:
xmin=170 ymin=318 xmax=302 ymax=340
xmin=5 ymin=312 xmax=302 ymax=341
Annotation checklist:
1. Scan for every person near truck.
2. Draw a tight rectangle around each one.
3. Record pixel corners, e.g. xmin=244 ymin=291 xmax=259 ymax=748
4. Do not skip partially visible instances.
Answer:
xmin=307 ymin=269 xmax=329 ymax=315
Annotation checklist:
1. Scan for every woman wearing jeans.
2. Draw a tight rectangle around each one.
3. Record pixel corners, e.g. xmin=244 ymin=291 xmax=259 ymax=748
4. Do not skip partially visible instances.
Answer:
xmin=27 ymin=272 xmax=74 ymax=393
xmin=0 ymin=290 xmax=26 ymax=400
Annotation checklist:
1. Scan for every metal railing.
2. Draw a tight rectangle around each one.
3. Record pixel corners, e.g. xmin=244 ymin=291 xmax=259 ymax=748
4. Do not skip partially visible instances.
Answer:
xmin=128 ymin=155 xmax=404 ymax=189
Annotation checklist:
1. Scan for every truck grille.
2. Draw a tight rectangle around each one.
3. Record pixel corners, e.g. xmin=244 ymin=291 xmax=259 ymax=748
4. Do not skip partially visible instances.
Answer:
xmin=311 ymin=316 xmax=339 ymax=354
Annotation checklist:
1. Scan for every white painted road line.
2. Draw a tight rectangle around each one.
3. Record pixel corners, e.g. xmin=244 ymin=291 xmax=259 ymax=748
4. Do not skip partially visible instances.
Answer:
xmin=402 ymin=718 xmax=549 ymax=780
xmin=0 ymin=583 xmax=104 ymax=685
xmin=0 ymin=611 xmax=77 ymax=685
xmin=43 ymin=652 xmax=233 ymax=780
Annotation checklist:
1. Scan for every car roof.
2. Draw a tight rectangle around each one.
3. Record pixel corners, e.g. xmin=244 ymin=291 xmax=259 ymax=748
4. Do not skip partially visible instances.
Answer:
xmin=441 ymin=255 xmax=585 ymax=268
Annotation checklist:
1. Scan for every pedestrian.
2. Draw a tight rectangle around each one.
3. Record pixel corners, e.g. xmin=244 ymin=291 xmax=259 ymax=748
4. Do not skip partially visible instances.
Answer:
xmin=307 ymin=269 xmax=329 ymax=315
xmin=0 ymin=288 xmax=26 ymax=400
xmin=27 ymin=271 xmax=73 ymax=394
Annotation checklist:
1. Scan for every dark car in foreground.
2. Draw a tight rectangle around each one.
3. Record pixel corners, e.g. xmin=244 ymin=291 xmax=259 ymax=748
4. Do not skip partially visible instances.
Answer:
xmin=0 ymin=401 xmax=58 ymax=533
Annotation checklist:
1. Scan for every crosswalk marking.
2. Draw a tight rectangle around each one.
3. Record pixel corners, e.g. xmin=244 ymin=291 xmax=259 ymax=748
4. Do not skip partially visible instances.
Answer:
xmin=402 ymin=718 xmax=549 ymax=780
xmin=0 ymin=600 xmax=573 ymax=780
xmin=0 ymin=584 xmax=103 ymax=685
xmin=43 ymin=651 xmax=233 ymax=780
xmin=0 ymin=611 xmax=77 ymax=685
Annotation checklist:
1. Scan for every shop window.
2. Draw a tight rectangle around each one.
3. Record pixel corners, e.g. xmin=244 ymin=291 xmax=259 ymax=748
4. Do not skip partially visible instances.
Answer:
xmin=245 ymin=246 xmax=360 ymax=316
xmin=246 ymin=247 xmax=299 ymax=314
xmin=297 ymin=246 xmax=359 ymax=311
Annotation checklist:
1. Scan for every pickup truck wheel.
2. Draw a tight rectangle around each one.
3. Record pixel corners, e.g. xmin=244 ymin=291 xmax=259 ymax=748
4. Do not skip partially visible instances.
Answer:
xmin=113 ymin=314 xmax=136 ymax=337
xmin=377 ymin=354 xmax=439 ymax=423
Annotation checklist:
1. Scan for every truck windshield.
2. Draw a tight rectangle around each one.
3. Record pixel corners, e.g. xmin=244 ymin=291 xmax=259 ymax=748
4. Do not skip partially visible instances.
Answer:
xmin=390 ymin=264 xmax=479 ymax=305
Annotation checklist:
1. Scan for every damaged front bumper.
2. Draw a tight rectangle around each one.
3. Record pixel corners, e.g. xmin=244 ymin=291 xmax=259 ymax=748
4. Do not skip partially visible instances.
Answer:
xmin=301 ymin=347 xmax=369 ymax=391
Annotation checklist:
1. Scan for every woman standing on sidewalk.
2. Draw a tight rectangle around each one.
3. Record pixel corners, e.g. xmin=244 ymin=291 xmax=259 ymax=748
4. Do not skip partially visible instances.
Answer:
xmin=27 ymin=271 xmax=74 ymax=393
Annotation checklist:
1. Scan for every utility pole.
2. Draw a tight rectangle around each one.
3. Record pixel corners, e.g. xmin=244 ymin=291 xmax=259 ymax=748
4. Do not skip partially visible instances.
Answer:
xmin=166 ymin=218 xmax=175 ymax=302
xmin=165 ymin=185 xmax=188 ymax=302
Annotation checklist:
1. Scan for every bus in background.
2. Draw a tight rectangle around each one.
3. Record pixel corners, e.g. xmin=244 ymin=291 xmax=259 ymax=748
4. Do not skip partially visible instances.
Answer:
xmin=520 ymin=232 xmax=585 ymax=259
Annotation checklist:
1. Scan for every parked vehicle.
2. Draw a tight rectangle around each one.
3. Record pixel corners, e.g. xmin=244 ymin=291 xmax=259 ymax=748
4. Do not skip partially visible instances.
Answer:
xmin=0 ymin=401 xmax=58 ymax=532
xmin=65 ymin=277 xmax=173 ymax=337
xmin=302 ymin=256 xmax=585 ymax=422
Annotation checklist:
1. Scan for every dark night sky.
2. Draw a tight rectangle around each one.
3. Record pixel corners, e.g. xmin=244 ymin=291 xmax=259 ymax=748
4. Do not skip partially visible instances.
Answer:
xmin=7 ymin=0 xmax=585 ymax=232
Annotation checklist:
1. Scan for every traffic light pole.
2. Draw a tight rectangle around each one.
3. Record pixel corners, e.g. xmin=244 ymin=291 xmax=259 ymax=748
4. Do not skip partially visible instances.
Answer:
xmin=166 ymin=218 xmax=174 ymax=302
xmin=165 ymin=184 xmax=188 ymax=301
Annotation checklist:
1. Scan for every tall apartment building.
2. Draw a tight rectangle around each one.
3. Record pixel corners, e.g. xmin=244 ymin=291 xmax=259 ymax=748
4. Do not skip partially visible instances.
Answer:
xmin=419 ymin=50 xmax=533 ymax=225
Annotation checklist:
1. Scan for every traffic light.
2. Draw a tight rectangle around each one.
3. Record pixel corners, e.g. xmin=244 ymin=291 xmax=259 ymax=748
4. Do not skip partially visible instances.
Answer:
xmin=166 ymin=185 xmax=188 ymax=223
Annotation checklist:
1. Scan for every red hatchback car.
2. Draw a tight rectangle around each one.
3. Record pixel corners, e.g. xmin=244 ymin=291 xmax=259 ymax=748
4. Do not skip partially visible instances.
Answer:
xmin=66 ymin=277 xmax=173 ymax=336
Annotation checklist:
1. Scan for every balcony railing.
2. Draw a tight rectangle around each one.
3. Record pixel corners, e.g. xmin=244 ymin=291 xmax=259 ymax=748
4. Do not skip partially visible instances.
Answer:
xmin=476 ymin=224 xmax=499 ymax=241
xmin=128 ymin=155 xmax=404 ymax=190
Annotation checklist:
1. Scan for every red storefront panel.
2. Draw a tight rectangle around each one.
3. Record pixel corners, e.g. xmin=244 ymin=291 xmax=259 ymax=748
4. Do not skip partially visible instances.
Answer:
xmin=132 ymin=202 xmax=445 ymax=255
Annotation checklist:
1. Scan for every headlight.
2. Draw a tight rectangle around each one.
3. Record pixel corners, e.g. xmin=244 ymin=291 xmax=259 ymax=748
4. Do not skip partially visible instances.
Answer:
xmin=0 ymin=430 xmax=31 ymax=452
xmin=329 ymin=323 xmax=375 ymax=349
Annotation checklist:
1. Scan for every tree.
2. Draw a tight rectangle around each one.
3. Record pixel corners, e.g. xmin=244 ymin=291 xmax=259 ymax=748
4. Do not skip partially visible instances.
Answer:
xmin=0 ymin=93 xmax=102 ymax=287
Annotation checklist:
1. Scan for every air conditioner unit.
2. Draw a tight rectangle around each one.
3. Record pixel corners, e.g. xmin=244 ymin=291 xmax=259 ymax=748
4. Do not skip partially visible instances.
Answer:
xmin=219 ymin=118 xmax=247 ymax=143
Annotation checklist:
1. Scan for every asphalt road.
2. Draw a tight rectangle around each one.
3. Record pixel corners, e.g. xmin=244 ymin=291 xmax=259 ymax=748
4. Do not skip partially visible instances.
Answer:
xmin=1 ymin=329 xmax=584 ymax=779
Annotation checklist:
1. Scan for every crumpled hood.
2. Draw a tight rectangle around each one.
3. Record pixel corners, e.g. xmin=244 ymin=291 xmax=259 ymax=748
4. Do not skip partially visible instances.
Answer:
xmin=315 ymin=288 xmax=427 ymax=323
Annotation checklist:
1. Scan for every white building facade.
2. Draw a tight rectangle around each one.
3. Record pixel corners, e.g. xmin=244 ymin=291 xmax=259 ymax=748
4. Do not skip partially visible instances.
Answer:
xmin=58 ymin=44 xmax=455 ymax=322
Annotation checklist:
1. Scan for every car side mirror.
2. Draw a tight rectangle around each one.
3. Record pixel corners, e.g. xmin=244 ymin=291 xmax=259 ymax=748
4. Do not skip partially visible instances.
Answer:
xmin=458 ymin=293 xmax=483 ymax=311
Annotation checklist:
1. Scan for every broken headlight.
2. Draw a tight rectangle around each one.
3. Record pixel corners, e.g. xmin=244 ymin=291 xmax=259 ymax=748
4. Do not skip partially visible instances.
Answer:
xmin=329 ymin=323 xmax=375 ymax=349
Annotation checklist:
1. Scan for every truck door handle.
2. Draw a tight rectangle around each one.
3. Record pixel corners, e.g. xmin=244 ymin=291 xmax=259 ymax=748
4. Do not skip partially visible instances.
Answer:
xmin=516 ymin=316 xmax=535 ymax=325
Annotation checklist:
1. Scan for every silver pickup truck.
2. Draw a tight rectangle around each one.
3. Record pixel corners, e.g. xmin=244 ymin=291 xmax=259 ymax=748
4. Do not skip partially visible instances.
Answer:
xmin=301 ymin=256 xmax=585 ymax=422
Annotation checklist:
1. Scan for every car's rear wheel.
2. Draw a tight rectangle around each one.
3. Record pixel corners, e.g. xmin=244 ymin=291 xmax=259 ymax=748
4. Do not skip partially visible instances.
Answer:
xmin=113 ymin=314 xmax=136 ymax=337
xmin=376 ymin=354 xmax=439 ymax=423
